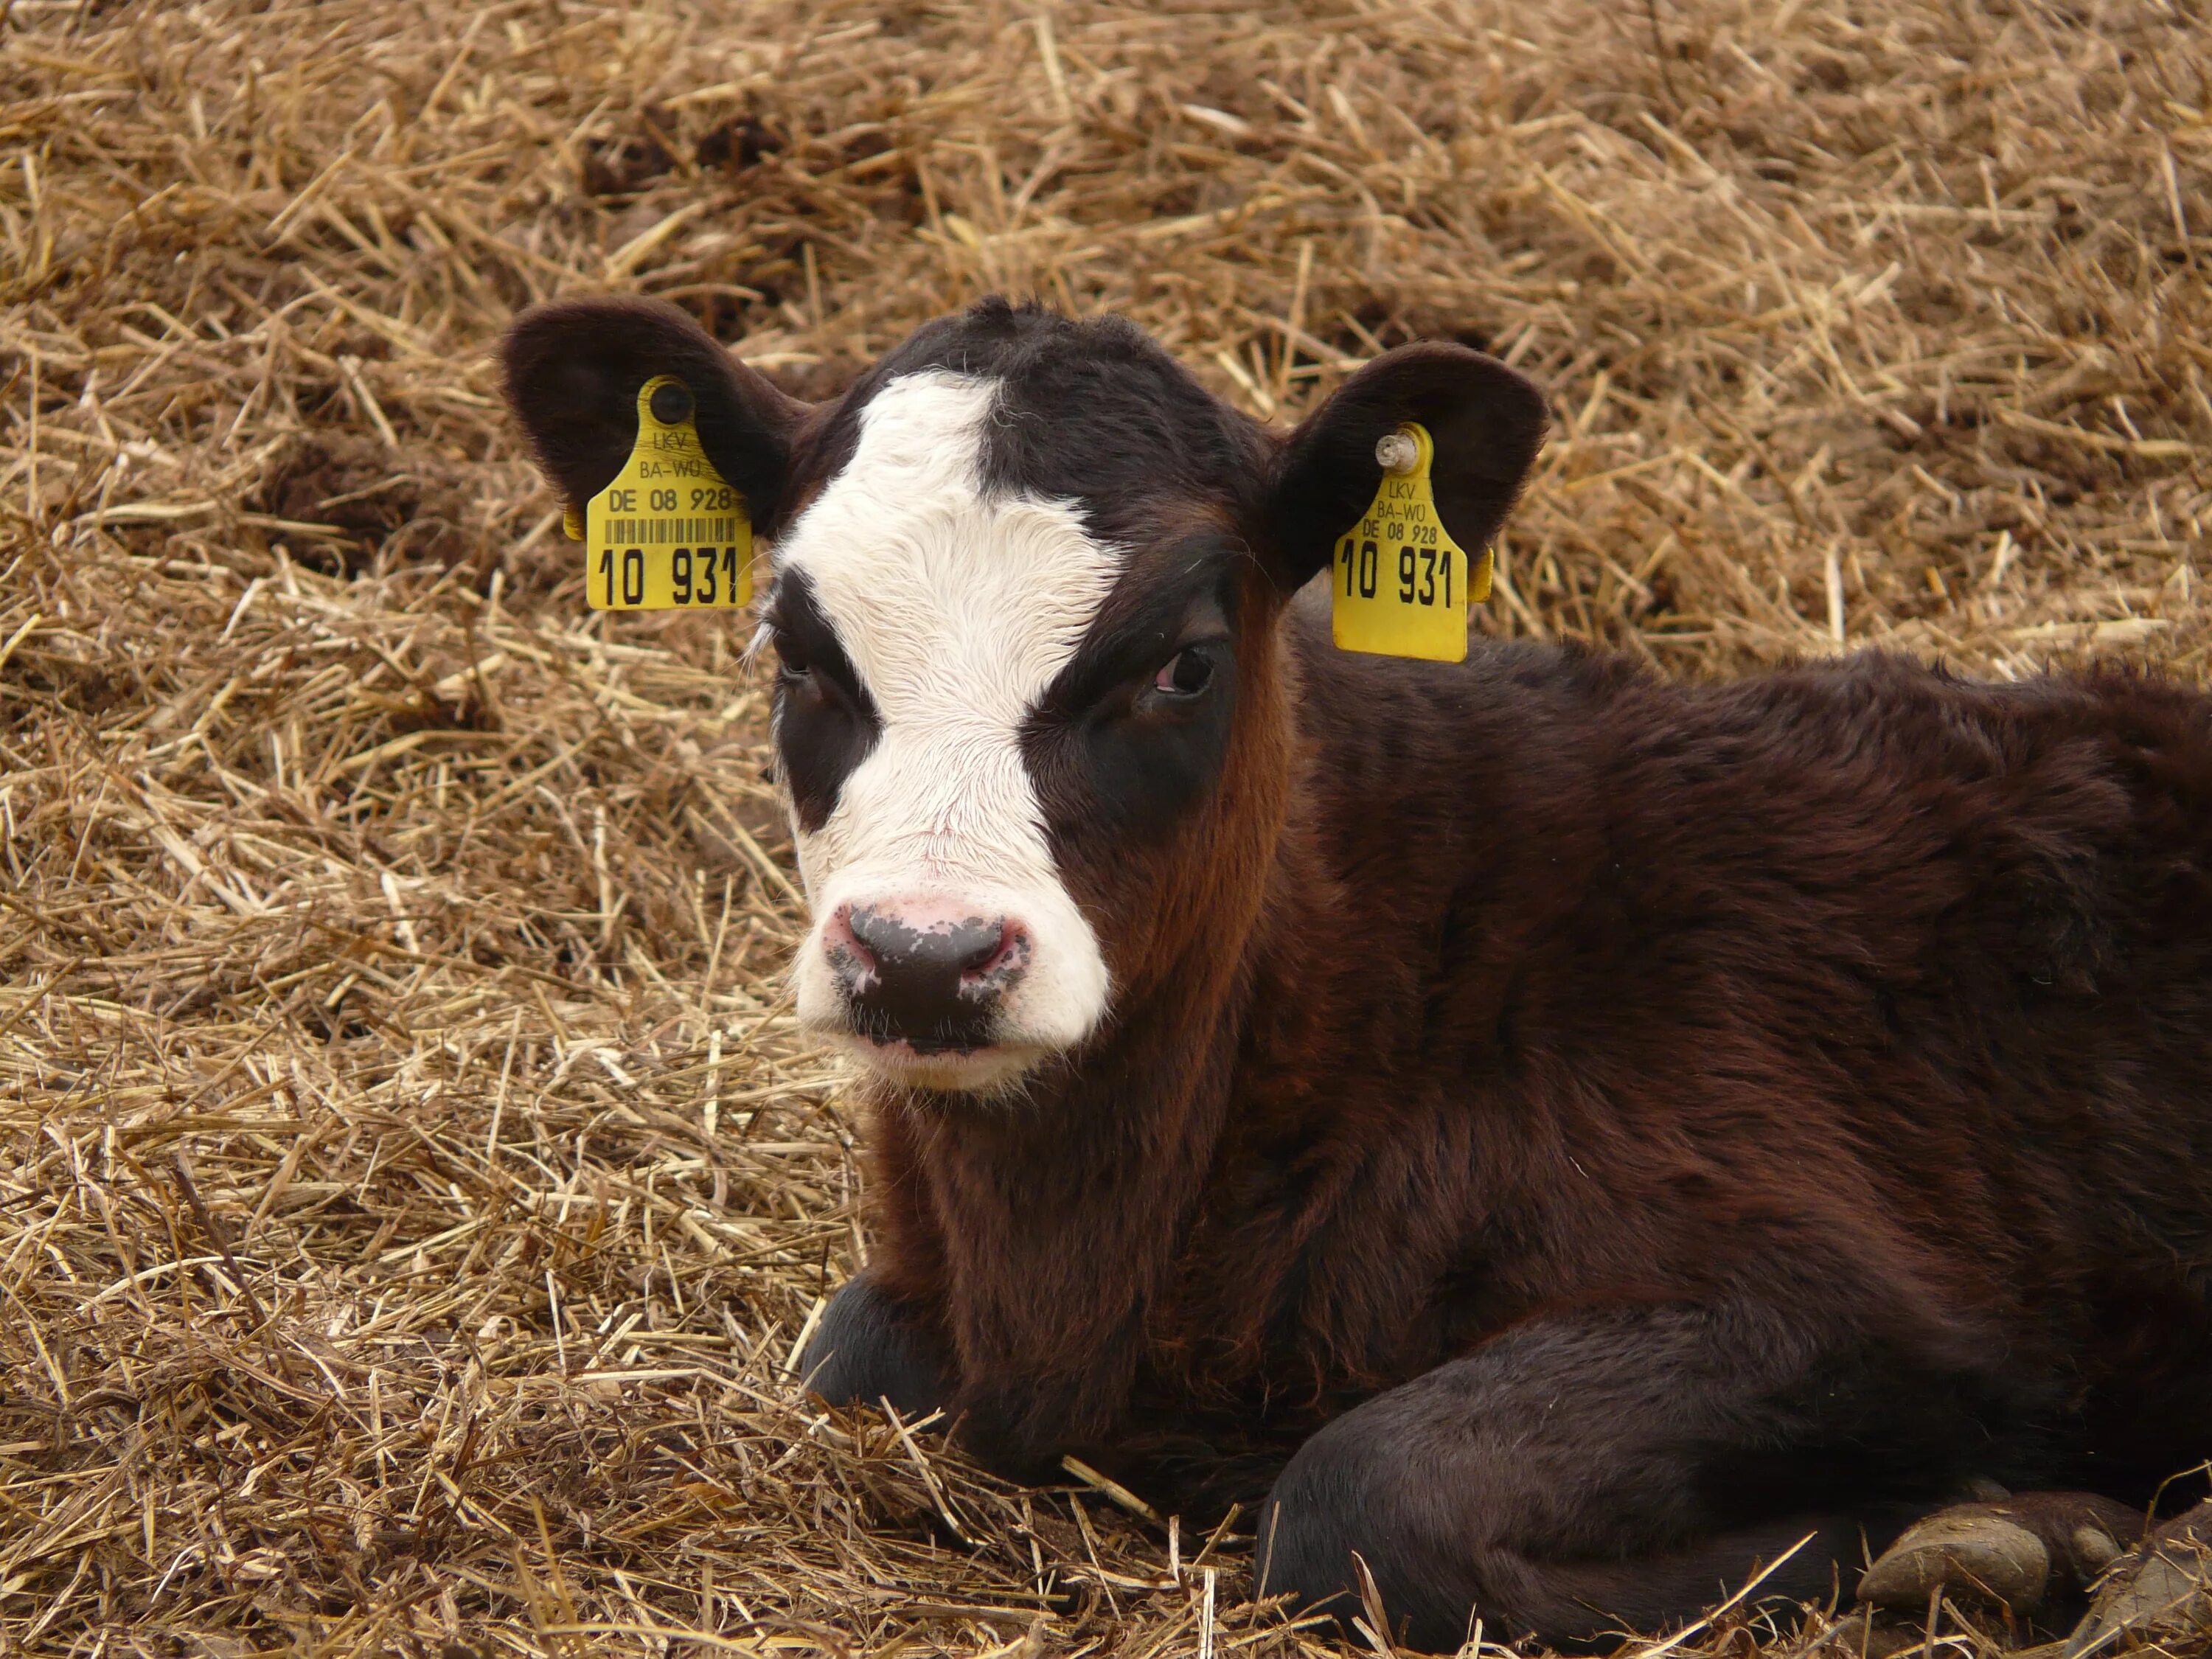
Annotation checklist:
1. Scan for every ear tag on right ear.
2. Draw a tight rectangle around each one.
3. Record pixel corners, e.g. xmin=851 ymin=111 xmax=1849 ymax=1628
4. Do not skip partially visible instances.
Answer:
xmin=1330 ymin=422 xmax=1489 ymax=664
xmin=584 ymin=375 xmax=754 ymax=611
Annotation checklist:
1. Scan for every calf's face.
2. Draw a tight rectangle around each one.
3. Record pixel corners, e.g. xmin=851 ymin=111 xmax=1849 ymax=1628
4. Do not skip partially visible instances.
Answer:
xmin=504 ymin=298 xmax=1544 ymax=1094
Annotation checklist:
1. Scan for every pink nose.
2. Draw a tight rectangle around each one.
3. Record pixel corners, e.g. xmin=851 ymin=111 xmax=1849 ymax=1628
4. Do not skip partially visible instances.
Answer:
xmin=826 ymin=901 xmax=1031 ymax=1053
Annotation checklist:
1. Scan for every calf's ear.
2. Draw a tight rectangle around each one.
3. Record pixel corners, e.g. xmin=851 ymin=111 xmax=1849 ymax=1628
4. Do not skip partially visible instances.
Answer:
xmin=501 ymin=296 xmax=812 ymax=535
xmin=1262 ymin=343 xmax=1548 ymax=591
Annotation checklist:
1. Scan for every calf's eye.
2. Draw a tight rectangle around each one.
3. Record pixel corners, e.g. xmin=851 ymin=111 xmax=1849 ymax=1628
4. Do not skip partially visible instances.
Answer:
xmin=771 ymin=631 xmax=812 ymax=680
xmin=1153 ymin=650 xmax=1213 ymax=697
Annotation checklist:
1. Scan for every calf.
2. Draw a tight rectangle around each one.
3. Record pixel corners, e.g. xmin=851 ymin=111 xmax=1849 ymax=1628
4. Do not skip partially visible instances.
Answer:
xmin=504 ymin=296 xmax=2212 ymax=1650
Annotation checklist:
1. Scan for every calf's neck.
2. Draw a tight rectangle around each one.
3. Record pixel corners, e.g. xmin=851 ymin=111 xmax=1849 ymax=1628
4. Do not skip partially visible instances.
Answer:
xmin=504 ymin=296 xmax=2212 ymax=1650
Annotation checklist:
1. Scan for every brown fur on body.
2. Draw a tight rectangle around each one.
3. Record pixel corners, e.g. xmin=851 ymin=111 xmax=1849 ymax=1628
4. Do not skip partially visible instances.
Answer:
xmin=864 ymin=593 xmax=2212 ymax=1631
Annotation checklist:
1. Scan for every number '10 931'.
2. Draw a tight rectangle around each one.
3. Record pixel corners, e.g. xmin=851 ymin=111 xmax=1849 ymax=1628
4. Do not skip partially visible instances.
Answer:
xmin=594 ymin=545 xmax=745 ymax=608
xmin=1336 ymin=537 xmax=1455 ymax=608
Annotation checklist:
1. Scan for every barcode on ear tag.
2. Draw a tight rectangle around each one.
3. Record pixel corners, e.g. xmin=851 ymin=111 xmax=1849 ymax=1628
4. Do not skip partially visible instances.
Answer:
xmin=584 ymin=375 xmax=755 ymax=611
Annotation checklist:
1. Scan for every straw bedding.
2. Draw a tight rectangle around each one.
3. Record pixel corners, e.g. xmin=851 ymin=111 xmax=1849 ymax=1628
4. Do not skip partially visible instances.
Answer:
xmin=1 ymin=0 xmax=2206 ymax=1652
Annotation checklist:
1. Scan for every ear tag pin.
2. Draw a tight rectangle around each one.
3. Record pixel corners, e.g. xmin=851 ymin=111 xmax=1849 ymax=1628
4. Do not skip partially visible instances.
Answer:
xmin=581 ymin=375 xmax=754 ymax=611
xmin=1329 ymin=422 xmax=1491 ymax=664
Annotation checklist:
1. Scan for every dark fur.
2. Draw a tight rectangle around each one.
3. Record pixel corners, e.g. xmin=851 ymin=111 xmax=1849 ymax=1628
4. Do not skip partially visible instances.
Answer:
xmin=503 ymin=296 xmax=2212 ymax=1652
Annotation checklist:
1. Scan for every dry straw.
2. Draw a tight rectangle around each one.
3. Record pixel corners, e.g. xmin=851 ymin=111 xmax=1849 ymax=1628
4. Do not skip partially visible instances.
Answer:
xmin=1 ymin=0 xmax=2206 ymax=1653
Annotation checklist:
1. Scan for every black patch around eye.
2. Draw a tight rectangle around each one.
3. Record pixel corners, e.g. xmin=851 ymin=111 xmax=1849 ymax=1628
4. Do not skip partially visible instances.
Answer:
xmin=1023 ymin=655 xmax=1237 ymax=849
xmin=768 ymin=569 xmax=881 ymax=833
xmin=1020 ymin=557 xmax=1242 ymax=850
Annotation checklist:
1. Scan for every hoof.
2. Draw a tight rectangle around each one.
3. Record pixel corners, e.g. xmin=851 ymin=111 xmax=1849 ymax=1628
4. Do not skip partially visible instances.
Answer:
xmin=1860 ymin=1511 xmax=2051 ymax=1612
xmin=1860 ymin=1495 xmax=2138 ymax=1617
xmin=2063 ymin=1501 xmax=2212 ymax=1657
xmin=2068 ymin=1524 xmax=2124 ymax=1577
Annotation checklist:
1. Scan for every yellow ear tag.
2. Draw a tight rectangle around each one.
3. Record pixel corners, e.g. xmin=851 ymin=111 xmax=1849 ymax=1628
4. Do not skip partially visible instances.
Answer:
xmin=1329 ymin=422 xmax=1492 ymax=664
xmin=583 ymin=375 xmax=754 ymax=611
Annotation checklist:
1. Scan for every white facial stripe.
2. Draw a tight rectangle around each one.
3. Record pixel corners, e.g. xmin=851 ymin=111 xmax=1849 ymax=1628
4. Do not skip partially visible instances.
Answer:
xmin=773 ymin=371 xmax=1119 ymax=1074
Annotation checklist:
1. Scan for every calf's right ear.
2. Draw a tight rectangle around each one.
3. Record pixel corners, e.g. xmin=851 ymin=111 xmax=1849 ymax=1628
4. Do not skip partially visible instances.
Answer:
xmin=501 ymin=296 xmax=812 ymax=535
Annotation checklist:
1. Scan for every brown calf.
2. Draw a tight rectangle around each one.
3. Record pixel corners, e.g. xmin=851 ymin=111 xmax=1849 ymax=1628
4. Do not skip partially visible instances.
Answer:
xmin=504 ymin=295 xmax=2212 ymax=1650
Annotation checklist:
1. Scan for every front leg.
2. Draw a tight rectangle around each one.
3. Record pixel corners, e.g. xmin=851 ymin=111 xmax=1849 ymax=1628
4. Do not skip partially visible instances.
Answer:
xmin=1261 ymin=1303 xmax=1991 ymax=1652
xmin=795 ymin=1275 xmax=1071 ymax=1484
xmin=796 ymin=1272 xmax=952 ymax=1420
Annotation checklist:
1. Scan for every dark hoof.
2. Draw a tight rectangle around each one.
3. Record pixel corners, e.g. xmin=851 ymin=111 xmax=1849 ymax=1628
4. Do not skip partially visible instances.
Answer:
xmin=2063 ymin=1499 xmax=2212 ymax=1657
xmin=1860 ymin=1493 xmax=2139 ymax=1615
xmin=1861 ymin=1510 xmax=2052 ymax=1611
xmin=795 ymin=1274 xmax=950 ymax=1420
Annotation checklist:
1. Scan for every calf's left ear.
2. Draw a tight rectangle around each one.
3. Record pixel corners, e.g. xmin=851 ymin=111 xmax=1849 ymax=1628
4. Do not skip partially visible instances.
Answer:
xmin=1262 ymin=344 xmax=1548 ymax=591
xmin=501 ymin=296 xmax=813 ymax=535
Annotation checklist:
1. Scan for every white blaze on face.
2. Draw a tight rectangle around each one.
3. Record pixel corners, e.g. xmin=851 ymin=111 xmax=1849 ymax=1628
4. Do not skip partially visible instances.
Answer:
xmin=771 ymin=370 xmax=1120 ymax=1088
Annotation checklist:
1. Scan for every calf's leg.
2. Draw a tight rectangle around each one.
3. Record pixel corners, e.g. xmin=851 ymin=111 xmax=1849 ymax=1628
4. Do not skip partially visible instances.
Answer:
xmin=1259 ymin=1304 xmax=1983 ymax=1652
xmin=796 ymin=1273 xmax=951 ymax=1419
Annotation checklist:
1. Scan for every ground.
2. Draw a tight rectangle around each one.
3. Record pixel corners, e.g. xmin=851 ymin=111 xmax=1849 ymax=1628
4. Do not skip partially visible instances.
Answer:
xmin=0 ymin=0 xmax=2208 ymax=1654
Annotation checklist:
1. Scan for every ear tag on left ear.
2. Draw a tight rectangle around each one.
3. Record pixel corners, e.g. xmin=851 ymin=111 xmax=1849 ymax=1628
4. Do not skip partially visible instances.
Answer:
xmin=1329 ymin=422 xmax=1491 ymax=664
xmin=583 ymin=375 xmax=754 ymax=611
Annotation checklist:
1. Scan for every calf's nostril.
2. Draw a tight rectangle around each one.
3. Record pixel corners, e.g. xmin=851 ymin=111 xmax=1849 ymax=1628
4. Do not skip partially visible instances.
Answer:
xmin=959 ymin=923 xmax=1011 ymax=975
xmin=961 ymin=921 xmax=1031 ymax=978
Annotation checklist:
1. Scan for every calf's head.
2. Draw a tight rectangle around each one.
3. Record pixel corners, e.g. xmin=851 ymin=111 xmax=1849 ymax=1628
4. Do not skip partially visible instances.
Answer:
xmin=504 ymin=297 xmax=1544 ymax=1094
